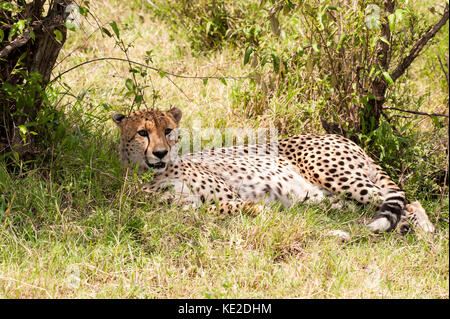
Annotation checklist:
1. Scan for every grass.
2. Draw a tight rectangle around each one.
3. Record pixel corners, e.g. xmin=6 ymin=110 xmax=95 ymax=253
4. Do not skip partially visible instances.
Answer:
xmin=1 ymin=155 xmax=448 ymax=298
xmin=0 ymin=0 xmax=448 ymax=298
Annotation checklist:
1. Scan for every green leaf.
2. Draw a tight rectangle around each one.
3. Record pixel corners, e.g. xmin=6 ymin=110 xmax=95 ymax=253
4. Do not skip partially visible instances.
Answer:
xmin=101 ymin=27 xmax=112 ymax=37
xmin=317 ymin=11 xmax=325 ymax=31
xmin=0 ymin=2 xmax=15 ymax=11
xmin=206 ymin=21 xmax=213 ymax=35
xmin=202 ymin=78 xmax=208 ymax=86
xmin=18 ymin=125 xmax=28 ymax=136
xmin=102 ymin=102 xmax=111 ymax=111
xmin=368 ymin=66 xmax=376 ymax=78
xmin=0 ymin=29 xmax=4 ymax=43
xmin=134 ymin=94 xmax=143 ymax=104
xmin=109 ymin=21 xmax=120 ymax=39
xmin=17 ymin=52 xmax=27 ymax=64
xmin=336 ymin=34 xmax=346 ymax=52
xmin=9 ymin=20 xmax=26 ymax=40
xmin=53 ymin=30 xmax=63 ymax=43
xmin=158 ymin=70 xmax=166 ymax=78
xmin=312 ymin=42 xmax=319 ymax=53
xmin=220 ymin=78 xmax=227 ymax=86
xmin=244 ymin=47 xmax=252 ymax=65
xmin=78 ymin=6 xmax=88 ymax=16
xmin=16 ymin=20 xmax=26 ymax=33
xmin=326 ymin=5 xmax=339 ymax=11
xmin=394 ymin=9 xmax=405 ymax=23
xmin=125 ymin=78 xmax=135 ymax=91
xmin=388 ymin=13 xmax=396 ymax=31
xmin=430 ymin=115 xmax=443 ymax=129
xmin=382 ymin=71 xmax=394 ymax=86
xmin=379 ymin=36 xmax=390 ymax=46
xmin=272 ymin=53 xmax=280 ymax=74
xmin=145 ymin=50 xmax=153 ymax=63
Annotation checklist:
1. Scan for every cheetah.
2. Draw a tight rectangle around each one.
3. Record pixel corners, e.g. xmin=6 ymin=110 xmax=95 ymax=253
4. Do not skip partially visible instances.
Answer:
xmin=112 ymin=108 xmax=435 ymax=234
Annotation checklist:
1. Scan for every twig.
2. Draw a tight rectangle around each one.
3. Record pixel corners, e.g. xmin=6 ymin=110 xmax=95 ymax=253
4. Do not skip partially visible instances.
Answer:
xmin=437 ymin=54 xmax=449 ymax=86
xmin=164 ymin=75 xmax=198 ymax=105
xmin=383 ymin=107 xmax=449 ymax=118
xmin=442 ymin=133 xmax=449 ymax=203
xmin=49 ymin=57 xmax=248 ymax=84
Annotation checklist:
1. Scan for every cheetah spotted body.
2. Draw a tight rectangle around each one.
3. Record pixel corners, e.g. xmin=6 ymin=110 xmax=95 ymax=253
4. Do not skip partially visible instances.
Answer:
xmin=113 ymin=108 xmax=435 ymax=234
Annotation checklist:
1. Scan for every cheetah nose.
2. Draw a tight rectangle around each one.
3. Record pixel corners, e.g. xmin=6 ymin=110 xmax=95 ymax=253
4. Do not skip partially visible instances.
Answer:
xmin=153 ymin=150 xmax=168 ymax=159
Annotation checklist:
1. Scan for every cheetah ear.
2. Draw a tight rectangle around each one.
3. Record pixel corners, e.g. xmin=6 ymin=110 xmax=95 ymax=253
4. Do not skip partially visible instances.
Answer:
xmin=168 ymin=107 xmax=182 ymax=124
xmin=112 ymin=113 xmax=126 ymax=125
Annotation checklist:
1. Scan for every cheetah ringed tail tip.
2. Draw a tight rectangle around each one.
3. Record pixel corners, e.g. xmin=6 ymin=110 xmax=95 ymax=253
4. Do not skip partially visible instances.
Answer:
xmin=367 ymin=190 xmax=406 ymax=233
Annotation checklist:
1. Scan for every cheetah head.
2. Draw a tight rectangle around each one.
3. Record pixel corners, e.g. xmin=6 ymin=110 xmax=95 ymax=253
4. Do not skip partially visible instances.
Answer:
xmin=113 ymin=108 xmax=182 ymax=173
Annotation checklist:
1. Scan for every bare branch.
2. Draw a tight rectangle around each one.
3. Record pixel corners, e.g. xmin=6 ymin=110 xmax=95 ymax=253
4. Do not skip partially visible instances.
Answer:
xmin=0 ymin=30 xmax=32 ymax=59
xmin=49 ymin=57 xmax=248 ymax=84
xmin=437 ymin=54 xmax=449 ymax=86
xmin=391 ymin=4 xmax=449 ymax=82
xmin=0 ymin=20 xmax=47 ymax=59
xmin=383 ymin=106 xmax=449 ymax=118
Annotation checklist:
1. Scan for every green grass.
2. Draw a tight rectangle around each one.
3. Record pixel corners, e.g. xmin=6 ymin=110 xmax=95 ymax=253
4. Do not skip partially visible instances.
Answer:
xmin=0 ymin=0 xmax=448 ymax=298
xmin=0 ymin=133 xmax=448 ymax=298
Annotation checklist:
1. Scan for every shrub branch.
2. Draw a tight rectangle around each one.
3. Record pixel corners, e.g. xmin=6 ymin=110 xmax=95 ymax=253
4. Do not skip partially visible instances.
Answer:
xmin=390 ymin=4 xmax=449 ymax=82
xmin=50 ymin=57 xmax=248 ymax=84
xmin=383 ymin=107 xmax=449 ymax=118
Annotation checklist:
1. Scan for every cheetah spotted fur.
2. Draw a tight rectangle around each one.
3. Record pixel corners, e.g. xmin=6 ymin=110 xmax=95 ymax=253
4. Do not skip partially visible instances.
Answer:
xmin=113 ymin=108 xmax=435 ymax=234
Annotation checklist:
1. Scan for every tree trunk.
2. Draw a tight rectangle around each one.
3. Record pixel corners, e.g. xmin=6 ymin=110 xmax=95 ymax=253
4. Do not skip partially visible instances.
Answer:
xmin=0 ymin=0 xmax=73 ymax=158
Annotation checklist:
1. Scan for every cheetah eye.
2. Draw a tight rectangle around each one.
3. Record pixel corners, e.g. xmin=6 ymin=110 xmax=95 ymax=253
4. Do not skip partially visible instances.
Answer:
xmin=137 ymin=130 xmax=148 ymax=137
xmin=165 ymin=128 xmax=173 ymax=135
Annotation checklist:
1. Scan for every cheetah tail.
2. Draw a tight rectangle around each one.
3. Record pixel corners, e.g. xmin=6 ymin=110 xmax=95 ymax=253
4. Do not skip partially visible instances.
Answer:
xmin=367 ymin=190 xmax=406 ymax=232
